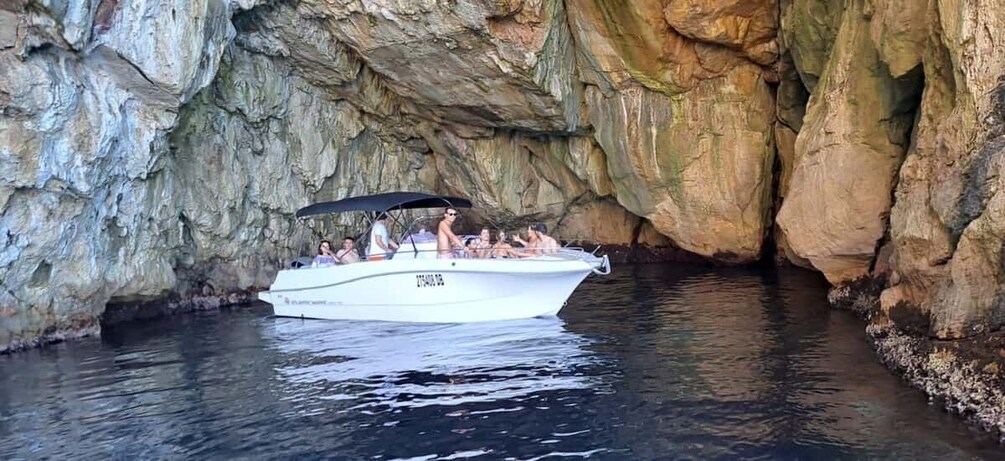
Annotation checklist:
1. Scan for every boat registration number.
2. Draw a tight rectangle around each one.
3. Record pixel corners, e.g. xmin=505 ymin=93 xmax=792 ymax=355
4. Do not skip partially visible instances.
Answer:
xmin=416 ymin=273 xmax=445 ymax=287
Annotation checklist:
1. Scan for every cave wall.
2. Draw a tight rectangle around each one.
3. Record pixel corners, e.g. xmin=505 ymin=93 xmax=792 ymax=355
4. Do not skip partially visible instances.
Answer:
xmin=3 ymin=0 xmax=1005 ymax=351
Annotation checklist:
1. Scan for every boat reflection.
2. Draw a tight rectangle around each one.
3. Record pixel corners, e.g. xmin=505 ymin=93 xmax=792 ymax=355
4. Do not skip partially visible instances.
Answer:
xmin=261 ymin=317 xmax=605 ymax=410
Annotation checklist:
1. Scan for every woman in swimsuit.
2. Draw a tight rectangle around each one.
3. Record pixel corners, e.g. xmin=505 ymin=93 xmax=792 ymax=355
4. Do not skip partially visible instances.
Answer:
xmin=312 ymin=240 xmax=338 ymax=267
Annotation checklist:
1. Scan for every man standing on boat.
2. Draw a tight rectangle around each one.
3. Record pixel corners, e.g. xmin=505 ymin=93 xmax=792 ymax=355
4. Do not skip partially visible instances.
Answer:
xmin=437 ymin=207 xmax=465 ymax=258
xmin=367 ymin=214 xmax=398 ymax=261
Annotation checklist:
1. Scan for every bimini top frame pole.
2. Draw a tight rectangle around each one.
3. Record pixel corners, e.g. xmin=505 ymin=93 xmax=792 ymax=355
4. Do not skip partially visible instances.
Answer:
xmin=295 ymin=191 xmax=473 ymax=259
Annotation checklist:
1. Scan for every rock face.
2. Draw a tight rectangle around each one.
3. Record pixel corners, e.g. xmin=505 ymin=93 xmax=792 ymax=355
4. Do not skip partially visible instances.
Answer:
xmin=571 ymin=0 xmax=777 ymax=261
xmin=776 ymin=0 xmax=922 ymax=283
xmin=3 ymin=0 xmax=1005 ymax=376
xmin=0 ymin=0 xmax=251 ymax=351
xmin=879 ymin=0 xmax=1005 ymax=339
xmin=771 ymin=0 xmax=1005 ymax=343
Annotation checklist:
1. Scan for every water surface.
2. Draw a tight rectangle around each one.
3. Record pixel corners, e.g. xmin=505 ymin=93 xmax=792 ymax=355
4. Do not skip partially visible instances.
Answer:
xmin=1 ymin=264 xmax=1001 ymax=459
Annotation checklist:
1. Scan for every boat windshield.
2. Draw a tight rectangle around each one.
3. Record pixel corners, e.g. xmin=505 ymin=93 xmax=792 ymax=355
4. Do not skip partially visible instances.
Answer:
xmin=397 ymin=215 xmax=439 ymax=244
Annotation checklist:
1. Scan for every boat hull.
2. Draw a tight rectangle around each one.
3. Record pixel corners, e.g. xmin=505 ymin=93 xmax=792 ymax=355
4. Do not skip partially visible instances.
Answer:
xmin=258 ymin=255 xmax=604 ymax=323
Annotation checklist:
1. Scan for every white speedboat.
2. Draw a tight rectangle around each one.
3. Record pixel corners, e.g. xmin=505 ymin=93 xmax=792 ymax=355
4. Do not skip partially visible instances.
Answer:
xmin=257 ymin=192 xmax=610 ymax=322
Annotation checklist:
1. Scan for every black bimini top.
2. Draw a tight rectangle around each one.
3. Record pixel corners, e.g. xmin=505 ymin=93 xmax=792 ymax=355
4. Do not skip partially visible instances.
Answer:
xmin=295 ymin=192 xmax=472 ymax=218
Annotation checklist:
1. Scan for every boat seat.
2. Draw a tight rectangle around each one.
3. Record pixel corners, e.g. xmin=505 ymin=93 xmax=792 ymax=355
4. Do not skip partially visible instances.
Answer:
xmin=290 ymin=256 xmax=314 ymax=269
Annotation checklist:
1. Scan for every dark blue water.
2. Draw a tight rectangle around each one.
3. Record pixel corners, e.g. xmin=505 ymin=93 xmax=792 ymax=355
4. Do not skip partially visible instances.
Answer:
xmin=1 ymin=265 xmax=1001 ymax=459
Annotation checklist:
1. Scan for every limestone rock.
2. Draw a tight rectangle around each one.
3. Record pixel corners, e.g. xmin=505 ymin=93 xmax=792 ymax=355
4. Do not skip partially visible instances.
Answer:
xmin=557 ymin=199 xmax=643 ymax=245
xmin=0 ymin=9 xmax=19 ymax=50
xmin=427 ymin=128 xmax=573 ymax=219
xmin=567 ymin=0 xmax=778 ymax=261
xmin=780 ymin=0 xmax=842 ymax=92
xmin=776 ymin=0 xmax=922 ymax=284
xmin=662 ymin=0 xmax=779 ymax=65
xmin=295 ymin=0 xmax=585 ymax=132
xmin=869 ymin=0 xmax=927 ymax=78
xmin=586 ymin=69 xmax=776 ymax=261
xmin=96 ymin=0 xmax=235 ymax=101
xmin=881 ymin=0 xmax=1005 ymax=339
xmin=568 ymin=0 xmax=750 ymax=94
xmin=772 ymin=46 xmax=810 ymax=267
xmin=0 ymin=0 xmax=244 ymax=352
xmin=931 ymin=147 xmax=1005 ymax=338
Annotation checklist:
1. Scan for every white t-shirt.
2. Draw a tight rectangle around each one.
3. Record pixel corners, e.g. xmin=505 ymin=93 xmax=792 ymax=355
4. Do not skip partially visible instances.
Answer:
xmin=367 ymin=222 xmax=390 ymax=257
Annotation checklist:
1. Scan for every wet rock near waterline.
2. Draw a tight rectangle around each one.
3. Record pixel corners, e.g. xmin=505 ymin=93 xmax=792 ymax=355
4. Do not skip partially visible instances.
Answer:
xmin=2 ymin=314 xmax=100 ymax=355
xmin=869 ymin=323 xmax=1005 ymax=440
xmin=100 ymin=291 xmax=259 ymax=326
xmin=826 ymin=275 xmax=886 ymax=321
xmin=886 ymin=301 xmax=933 ymax=337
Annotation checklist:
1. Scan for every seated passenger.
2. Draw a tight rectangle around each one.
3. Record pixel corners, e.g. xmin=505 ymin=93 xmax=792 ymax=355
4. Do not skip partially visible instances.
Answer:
xmin=512 ymin=225 xmax=541 ymax=256
xmin=490 ymin=230 xmax=530 ymax=258
xmin=533 ymin=223 xmax=559 ymax=254
xmin=312 ymin=240 xmax=338 ymax=267
xmin=467 ymin=228 xmax=493 ymax=259
xmin=335 ymin=236 xmax=360 ymax=264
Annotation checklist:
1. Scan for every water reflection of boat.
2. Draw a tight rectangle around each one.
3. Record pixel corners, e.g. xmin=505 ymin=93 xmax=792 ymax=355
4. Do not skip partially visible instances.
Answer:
xmin=263 ymin=317 xmax=601 ymax=409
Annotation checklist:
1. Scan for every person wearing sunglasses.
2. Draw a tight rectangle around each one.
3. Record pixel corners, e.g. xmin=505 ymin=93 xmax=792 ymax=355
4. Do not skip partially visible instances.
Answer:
xmin=436 ymin=208 xmax=466 ymax=259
